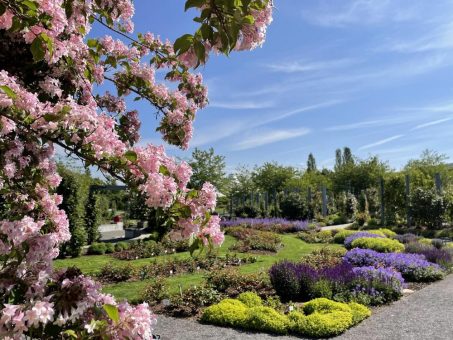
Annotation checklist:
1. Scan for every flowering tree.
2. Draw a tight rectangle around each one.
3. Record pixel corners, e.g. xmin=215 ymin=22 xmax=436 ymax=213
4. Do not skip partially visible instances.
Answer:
xmin=0 ymin=0 xmax=273 ymax=338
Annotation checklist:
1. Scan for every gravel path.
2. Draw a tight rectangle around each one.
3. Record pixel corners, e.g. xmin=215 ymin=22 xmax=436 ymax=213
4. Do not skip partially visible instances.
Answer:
xmin=321 ymin=223 xmax=351 ymax=231
xmin=153 ymin=274 xmax=453 ymax=340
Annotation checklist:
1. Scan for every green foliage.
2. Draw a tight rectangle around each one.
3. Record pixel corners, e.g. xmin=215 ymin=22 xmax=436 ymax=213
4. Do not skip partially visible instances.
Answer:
xmin=351 ymin=237 xmax=405 ymax=253
xmin=410 ymin=187 xmax=446 ymax=228
xmin=85 ymin=189 xmax=102 ymax=244
xmin=104 ymin=243 xmax=115 ymax=254
xmin=279 ymin=192 xmax=310 ymax=220
xmin=298 ymin=230 xmax=333 ymax=244
xmin=310 ymin=279 xmax=333 ymax=299
xmin=206 ymin=268 xmax=272 ymax=298
xmin=333 ymin=229 xmax=386 ymax=243
xmin=88 ymin=242 xmax=107 ymax=255
xmin=188 ymin=147 xmax=228 ymax=192
xmin=307 ymin=153 xmax=317 ymax=173
xmin=141 ymin=277 xmax=170 ymax=305
xmin=114 ymin=241 xmax=129 ymax=252
xmin=201 ymin=299 xmax=248 ymax=327
xmin=57 ymin=164 xmax=90 ymax=257
xmin=97 ymin=264 xmax=134 ymax=283
xmin=300 ymin=247 xmax=346 ymax=269
xmin=237 ymin=292 xmax=262 ymax=307
xmin=247 ymin=306 xmax=290 ymax=334
xmin=348 ymin=302 xmax=372 ymax=325
xmin=289 ymin=298 xmax=370 ymax=338
xmin=252 ymin=162 xmax=298 ymax=193
xmin=226 ymin=227 xmax=282 ymax=253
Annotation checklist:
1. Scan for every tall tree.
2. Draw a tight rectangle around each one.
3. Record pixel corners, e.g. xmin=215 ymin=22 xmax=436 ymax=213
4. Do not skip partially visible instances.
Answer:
xmin=188 ymin=148 xmax=227 ymax=192
xmin=335 ymin=148 xmax=343 ymax=171
xmin=307 ymin=153 xmax=317 ymax=173
xmin=343 ymin=147 xmax=354 ymax=166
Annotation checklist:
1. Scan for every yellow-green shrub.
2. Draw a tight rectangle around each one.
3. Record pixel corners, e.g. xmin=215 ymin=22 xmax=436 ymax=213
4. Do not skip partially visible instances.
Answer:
xmin=237 ymin=292 xmax=262 ymax=308
xmin=201 ymin=296 xmax=370 ymax=338
xmin=333 ymin=230 xmax=357 ymax=243
xmin=302 ymin=298 xmax=351 ymax=315
xmin=351 ymin=237 xmax=405 ymax=253
xmin=348 ymin=302 xmax=371 ymax=325
xmin=369 ymin=228 xmax=396 ymax=238
xmin=247 ymin=306 xmax=290 ymax=334
xmin=200 ymin=299 xmax=248 ymax=327
xmin=334 ymin=229 xmax=395 ymax=243
xmin=294 ymin=311 xmax=353 ymax=337
xmin=419 ymin=238 xmax=433 ymax=246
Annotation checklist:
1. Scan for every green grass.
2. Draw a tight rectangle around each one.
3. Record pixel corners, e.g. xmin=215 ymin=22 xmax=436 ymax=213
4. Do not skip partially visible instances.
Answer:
xmin=54 ymin=234 xmax=342 ymax=302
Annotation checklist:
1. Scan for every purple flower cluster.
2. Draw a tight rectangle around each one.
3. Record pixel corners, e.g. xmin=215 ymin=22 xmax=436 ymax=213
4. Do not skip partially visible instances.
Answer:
xmin=344 ymin=248 xmax=444 ymax=282
xmin=344 ymin=232 xmax=385 ymax=249
xmin=353 ymin=266 xmax=405 ymax=290
xmin=221 ymin=218 xmax=309 ymax=233
xmin=405 ymin=243 xmax=452 ymax=267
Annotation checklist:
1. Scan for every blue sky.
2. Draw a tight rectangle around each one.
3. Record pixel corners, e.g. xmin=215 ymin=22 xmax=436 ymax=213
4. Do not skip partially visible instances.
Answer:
xmin=104 ymin=1 xmax=453 ymax=171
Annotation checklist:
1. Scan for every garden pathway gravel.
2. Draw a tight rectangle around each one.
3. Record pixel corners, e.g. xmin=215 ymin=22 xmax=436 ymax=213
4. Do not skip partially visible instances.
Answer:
xmin=153 ymin=274 xmax=453 ymax=340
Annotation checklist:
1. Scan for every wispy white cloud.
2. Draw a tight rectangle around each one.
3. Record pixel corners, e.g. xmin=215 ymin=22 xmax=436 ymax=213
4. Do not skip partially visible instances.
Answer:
xmin=411 ymin=117 xmax=453 ymax=131
xmin=257 ymin=100 xmax=343 ymax=126
xmin=325 ymin=115 xmax=424 ymax=132
xmin=233 ymin=128 xmax=310 ymax=151
xmin=265 ymin=59 xmax=357 ymax=73
xmin=302 ymin=0 xmax=419 ymax=27
xmin=381 ymin=22 xmax=453 ymax=53
xmin=209 ymin=100 xmax=274 ymax=109
xmin=190 ymin=119 xmax=251 ymax=147
xmin=400 ymin=102 xmax=453 ymax=113
xmin=359 ymin=134 xmax=404 ymax=150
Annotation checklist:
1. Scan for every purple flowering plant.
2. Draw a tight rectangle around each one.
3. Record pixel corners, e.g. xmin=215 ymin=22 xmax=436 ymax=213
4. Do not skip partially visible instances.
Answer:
xmin=221 ymin=218 xmax=309 ymax=233
xmin=344 ymin=248 xmax=445 ymax=282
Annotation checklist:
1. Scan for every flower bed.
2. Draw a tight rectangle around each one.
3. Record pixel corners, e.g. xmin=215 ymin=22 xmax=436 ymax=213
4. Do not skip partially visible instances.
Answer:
xmin=269 ymin=259 xmax=403 ymax=305
xmin=225 ymin=226 xmax=283 ymax=253
xmin=221 ymin=218 xmax=309 ymax=233
xmin=344 ymin=248 xmax=444 ymax=282
xmin=96 ymin=254 xmax=257 ymax=284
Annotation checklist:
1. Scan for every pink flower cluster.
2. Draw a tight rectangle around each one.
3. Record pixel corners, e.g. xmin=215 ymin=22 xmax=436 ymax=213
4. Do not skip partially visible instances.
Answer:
xmin=0 ymin=0 xmax=272 ymax=338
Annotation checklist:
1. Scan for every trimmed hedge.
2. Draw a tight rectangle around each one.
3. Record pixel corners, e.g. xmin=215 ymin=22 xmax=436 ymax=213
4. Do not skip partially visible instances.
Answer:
xmin=351 ymin=238 xmax=405 ymax=253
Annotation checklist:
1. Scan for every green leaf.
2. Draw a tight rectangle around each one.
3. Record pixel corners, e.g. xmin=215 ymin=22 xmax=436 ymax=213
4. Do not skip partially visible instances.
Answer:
xmin=159 ymin=165 xmax=170 ymax=176
xmin=40 ymin=33 xmax=53 ymax=59
xmin=103 ymin=304 xmax=119 ymax=324
xmin=193 ymin=39 xmax=206 ymax=63
xmin=173 ymin=34 xmax=194 ymax=55
xmin=31 ymin=36 xmax=45 ymax=62
xmin=124 ymin=150 xmax=137 ymax=162
xmin=63 ymin=330 xmax=77 ymax=339
xmin=22 ymin=0 xmax=38 ymax=10
xmin=185 ymin=0 xmax=205 ymax=11
xmin=0 ymin=85 xmax=17 ymax=99
xmin=189 ymin=238 xmax=201 ymax=256
xmin=43 ymin=114 xmax=60 ymax=122
xmin=242 ymin=15 xmax=255 ymax=24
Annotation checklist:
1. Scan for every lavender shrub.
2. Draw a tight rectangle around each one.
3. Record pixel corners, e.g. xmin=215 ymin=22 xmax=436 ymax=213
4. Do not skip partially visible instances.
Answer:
xmin=221 ymin=218 xmax=309 ymax=233
xmin=344 ymin=248 xmax=445 ymax=282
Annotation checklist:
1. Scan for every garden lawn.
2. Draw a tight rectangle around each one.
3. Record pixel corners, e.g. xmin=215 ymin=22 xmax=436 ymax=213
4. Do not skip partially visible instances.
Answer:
xmin=54 ymin=234 xmax=342 ymax=302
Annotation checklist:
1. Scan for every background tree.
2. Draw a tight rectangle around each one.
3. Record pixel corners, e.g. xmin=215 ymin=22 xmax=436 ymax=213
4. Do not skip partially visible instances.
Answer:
xmin=307 ymin=153 xmax=317 ymax=173
xmin=188 ymin=147 xmax=228 ymax=192
xmin=252 ymin=162 xmax=298 ymax=193
xmin=335 ymin=148 xmax=343 ymax=171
